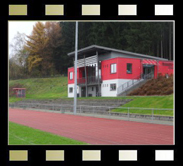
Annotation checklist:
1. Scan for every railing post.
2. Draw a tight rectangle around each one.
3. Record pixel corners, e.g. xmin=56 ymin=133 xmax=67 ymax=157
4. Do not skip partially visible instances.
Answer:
xmin=109 ymin=107 xmax=111 ymax=118
xmin=128 ymin=107 xmax=130 ymax=121
xmin=152 ymin=108 xmax=154 ymax=121
xmin=93 ymin=106 xmax=94 ymax=115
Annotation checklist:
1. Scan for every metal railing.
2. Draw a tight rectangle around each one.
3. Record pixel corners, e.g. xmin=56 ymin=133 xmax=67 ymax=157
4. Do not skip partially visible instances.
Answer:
xmin=142 ymin=72 xmax=154 ymax=79
xmin=77 ymin=75 xmax=102 ymax=85
xmin=117 ymin=72 xmax=154 ymax=95
xmin=9 ymin=103 xmax=173 ymax=124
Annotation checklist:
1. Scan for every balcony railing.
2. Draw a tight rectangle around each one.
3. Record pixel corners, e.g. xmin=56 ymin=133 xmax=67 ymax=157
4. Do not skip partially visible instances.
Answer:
xmin=77 ymin=76 xmax=102 ymax=85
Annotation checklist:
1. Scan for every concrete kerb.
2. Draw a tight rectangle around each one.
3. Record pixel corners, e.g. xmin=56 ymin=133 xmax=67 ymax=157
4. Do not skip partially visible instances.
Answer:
xmin=9 ymin=99 xmax=173 ymax=125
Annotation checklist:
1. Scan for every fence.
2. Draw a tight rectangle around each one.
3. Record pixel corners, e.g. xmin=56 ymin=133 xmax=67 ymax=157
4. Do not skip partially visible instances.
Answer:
xmin=77 ymin=75 xmax=102 ymax=85
xmin=9 ymin=103 xmax=173 ymax=124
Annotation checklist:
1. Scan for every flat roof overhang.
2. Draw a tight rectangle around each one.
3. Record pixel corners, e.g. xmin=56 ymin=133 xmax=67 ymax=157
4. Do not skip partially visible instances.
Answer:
xmin=67 ymin=45 xmax=168 ymax=61
xmin=68 ymin=45 xmax=111 ymax=58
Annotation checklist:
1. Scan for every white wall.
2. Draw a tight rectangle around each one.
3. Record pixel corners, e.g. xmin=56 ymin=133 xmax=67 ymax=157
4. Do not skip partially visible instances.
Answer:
xmin=68 ymin=84 xmax=80 ymax=98
xmin=101 ymin=79 xmax=130 ymax=97
xmin=69 ymin=79 xmax=136 ymax=97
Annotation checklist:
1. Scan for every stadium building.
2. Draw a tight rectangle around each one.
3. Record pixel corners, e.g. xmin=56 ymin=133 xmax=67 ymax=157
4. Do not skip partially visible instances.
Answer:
xmin=67 ymin=45 xmax=173 ymax=97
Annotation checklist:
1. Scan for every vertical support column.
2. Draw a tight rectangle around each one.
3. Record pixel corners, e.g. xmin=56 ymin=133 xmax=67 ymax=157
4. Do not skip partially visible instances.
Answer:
xmin=84 ymin=55 xmax=88 ymax=97
xmin=74 ymin=21 xmax=78 ymax=115
xmin=96 ymin=51 xmax=100 ymax=96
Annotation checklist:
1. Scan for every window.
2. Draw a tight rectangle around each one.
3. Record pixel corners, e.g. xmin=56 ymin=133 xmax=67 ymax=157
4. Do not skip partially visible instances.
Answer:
xmin=69 ymin=87 xmax=73 ymax=93
xmin=18 ymin=90 xmax=21 ymax=95
xmin=110 ymin=84 xmax=116 ymax=91
xmin=92 ymin=87 xmax=94 ymax=91
xmin=127 ymin=63 xmax=132 ymax=74
xmin=69 ymin=72 xmax=73 ymax=79
xmin=111 ymin=64 xmax=117 ymax=73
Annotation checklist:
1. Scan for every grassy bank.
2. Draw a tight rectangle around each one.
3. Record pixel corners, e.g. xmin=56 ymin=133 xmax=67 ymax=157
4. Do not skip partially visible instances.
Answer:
xmin=9 ymin=77 xmax=173 ymax=116
xmin=9 ymin=77 xmax=68 ymax=101
xmin=111 ymin=95 xmax=173 ymax=116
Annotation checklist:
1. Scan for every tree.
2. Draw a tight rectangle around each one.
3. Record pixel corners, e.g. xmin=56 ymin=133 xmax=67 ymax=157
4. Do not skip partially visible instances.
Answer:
xmin=44 ymin=22 xmax=63 ymax=75
xmin=9 ymin=32 xmax=29 ymax=78
xmin=58 ymin=22 xmax=75 ymax=74
xmin=10 ymin=32 xmax=28 ymax=67
xmin=25 ymin=22 xmax=50 ymax=76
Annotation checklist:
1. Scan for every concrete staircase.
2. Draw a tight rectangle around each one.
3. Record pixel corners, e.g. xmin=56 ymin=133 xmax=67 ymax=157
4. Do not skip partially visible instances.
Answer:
xmin=118 ymin=79 xmax=148 ymax=96
xmin=10 ymin=99 xmax=133 ymax=113
xmin=117 ymin=73 xmax=154 ymax=96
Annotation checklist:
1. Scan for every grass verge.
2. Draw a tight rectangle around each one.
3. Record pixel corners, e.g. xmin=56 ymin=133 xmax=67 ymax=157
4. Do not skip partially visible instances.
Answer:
xmin=111 ymin=95 xmax=173 ymax=116
xmin=9 ymin=122 xmax=87 ymax=145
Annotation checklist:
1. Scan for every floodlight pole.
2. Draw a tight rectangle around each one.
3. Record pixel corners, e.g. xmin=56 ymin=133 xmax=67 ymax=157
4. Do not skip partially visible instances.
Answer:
xmin=74 ymin=21 xmax=78 ymax=115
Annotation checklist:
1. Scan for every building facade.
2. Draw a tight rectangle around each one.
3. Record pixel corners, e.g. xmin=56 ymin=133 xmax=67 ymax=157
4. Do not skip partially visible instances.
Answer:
xmin=67 ymin=45 xmax=173 ymax=97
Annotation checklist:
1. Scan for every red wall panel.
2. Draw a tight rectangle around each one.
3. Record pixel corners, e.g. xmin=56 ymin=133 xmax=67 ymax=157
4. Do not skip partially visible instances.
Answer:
xmin=101 ymin=58 xmax=118 ymax=80
xmin=158 ymin=61 xmax=174 ymax=76
xmin=68 ymin=58 xmax=174 ymax=84
xmin=68 ymin=67 xmax=74 ymax=84
xmin=101 ymin=57 xmax=142 ymax=80
xmin=117 ymin=58 xmax=142 ymax=79
xmin=68 ymin=67 xmax=86 ymax=84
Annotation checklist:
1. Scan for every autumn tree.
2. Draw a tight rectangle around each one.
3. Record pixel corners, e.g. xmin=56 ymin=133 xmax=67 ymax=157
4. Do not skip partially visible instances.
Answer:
xmin=25 ymin=22 xmax=50 ymax=76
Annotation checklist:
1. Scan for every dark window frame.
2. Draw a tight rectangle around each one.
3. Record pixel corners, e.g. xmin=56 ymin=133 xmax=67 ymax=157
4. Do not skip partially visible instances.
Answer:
xmin=110 ymin=83 xmax=116 ymax=91
xmin=69 ymin=87 xmax=73 ymax=93
xmin=127 ymin=63 xmax=132 ymax=74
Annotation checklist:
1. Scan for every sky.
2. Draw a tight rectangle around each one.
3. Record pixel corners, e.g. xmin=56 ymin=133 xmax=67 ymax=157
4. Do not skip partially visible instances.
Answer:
xmin=8 ymin=21 xmax=46 ymax=58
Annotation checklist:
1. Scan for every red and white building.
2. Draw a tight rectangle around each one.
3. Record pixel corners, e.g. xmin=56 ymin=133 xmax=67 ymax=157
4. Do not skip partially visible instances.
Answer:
xmin=67 ymin=45 xmax=173 ymax=97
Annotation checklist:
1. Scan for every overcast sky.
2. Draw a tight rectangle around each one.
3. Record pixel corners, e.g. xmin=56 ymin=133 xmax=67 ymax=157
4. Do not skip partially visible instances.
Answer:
xmin=8 ymin=21 xmax=46 ymax=58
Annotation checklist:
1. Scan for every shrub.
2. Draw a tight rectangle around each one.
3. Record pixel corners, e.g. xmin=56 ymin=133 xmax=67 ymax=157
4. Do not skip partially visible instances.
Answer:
xmin=164 ymin=87 xmax=173 ymax=95
xmin=129 ymin=74 xmax=173 ymax=96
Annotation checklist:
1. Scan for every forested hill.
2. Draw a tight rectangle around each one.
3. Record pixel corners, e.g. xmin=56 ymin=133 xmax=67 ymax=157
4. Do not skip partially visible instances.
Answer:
xmin=9 ymin=22 xmax=173 ymax=80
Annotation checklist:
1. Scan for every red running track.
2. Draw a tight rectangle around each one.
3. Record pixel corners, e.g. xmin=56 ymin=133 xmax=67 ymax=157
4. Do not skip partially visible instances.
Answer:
xmin=9 ymin=108 xmax=173 ymax=145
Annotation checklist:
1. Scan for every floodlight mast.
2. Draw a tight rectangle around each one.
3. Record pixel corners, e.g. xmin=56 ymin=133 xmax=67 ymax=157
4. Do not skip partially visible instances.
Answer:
xmin=74 ymin=21 xmax=78 ymax=115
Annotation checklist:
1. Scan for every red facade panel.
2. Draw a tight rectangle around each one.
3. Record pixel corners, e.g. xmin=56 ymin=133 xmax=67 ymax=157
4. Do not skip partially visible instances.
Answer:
xmin=68 ymin=67 xmax=86 ymax=84
xmin=68 ymin=67 xmax=74 ymax=84
xmin=158 ymin=61 xmax=174 ymax=76
xmin=117 ymin=58 xmax=142 ymax=79
xmin=101 ymin=57 xmax=142 ymax=80
xmin=68 ymin=57 xmax=174 ymax=84
xmin=101 ymin=58 xmax=118 ymax=80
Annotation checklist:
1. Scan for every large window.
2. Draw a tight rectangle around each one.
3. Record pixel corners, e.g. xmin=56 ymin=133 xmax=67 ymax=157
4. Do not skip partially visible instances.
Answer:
xmin=69 ymin=72 xmax=73 ymax=79
xmin=111 ymin=64 xmax=117 ymax=73
xmin=127 ymin=63 xmax=132 ymax=74
xmin=110 ymin=84 xmax=116 ymax=91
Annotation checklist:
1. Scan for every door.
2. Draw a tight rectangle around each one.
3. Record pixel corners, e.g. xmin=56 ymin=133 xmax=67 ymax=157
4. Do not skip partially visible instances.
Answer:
xmin=96 ymin=86 xmax=98 ymax=96
xmin=81 ymin=87 xmax=86 ymax=97
xmin=143 ymin=65 xmax=154 ymax=78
